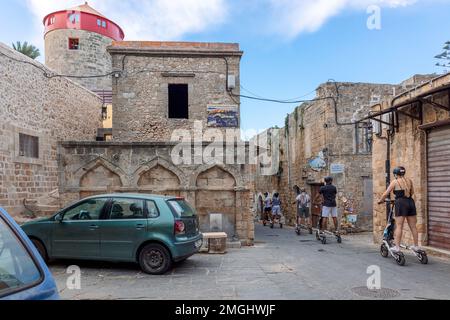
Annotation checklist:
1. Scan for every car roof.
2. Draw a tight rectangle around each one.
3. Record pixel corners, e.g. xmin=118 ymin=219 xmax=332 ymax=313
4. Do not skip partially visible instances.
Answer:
xmin=0 ymin=207 xmax=16 ymax=225
xmin=82 ymin=193 xmax=180 ymax=201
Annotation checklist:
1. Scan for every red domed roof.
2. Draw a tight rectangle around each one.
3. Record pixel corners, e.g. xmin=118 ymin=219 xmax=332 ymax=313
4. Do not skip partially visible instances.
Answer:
xmin=67 ymin=2 xmax=106 ymax=18
xmin=43 ymin=2 xmax=125 ymax=41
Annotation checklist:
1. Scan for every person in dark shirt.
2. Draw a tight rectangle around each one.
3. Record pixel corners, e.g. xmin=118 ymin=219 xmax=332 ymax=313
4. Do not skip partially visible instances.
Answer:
xmin=314 ymin=176 xmax=339 ymax=233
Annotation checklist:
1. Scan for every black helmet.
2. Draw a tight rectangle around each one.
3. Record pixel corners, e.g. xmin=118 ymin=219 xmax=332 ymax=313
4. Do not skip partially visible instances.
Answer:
xmin=324 ymin=176 xmax=333 ymax=184
xmin=393 ymin=167 xmax=406 ymax=176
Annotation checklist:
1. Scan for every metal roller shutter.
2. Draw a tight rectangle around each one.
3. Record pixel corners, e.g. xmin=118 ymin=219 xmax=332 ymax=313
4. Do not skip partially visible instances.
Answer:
xmin=427 ymin=126 xmax=450 ymax=250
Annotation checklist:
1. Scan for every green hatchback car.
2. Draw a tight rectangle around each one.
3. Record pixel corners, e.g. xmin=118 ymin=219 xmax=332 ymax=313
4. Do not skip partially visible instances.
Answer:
xmin=20 ymin=194 xmax=203 ymax=275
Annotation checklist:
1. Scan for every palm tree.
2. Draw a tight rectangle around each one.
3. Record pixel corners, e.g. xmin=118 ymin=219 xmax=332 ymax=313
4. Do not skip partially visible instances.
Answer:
xmin=12 ymin=41 xmax=40 ymax=59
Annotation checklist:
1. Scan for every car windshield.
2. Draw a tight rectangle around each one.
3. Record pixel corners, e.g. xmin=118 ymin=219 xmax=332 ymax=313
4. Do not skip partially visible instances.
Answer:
xmin=0 ymin=216 xmax=42 ymax=297
xmin=167 ymin=199 xmax=196 ymax=217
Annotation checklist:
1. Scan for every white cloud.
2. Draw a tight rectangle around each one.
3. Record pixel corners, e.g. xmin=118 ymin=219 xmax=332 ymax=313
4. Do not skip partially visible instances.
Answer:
xmin=24 ymin=0 xmax=228 ymax=56
xmin=268 ymin=0 xmax=418 ymax=38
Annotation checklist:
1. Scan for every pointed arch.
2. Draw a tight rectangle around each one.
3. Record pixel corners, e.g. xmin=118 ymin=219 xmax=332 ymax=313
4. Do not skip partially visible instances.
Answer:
xmin=74 ymin=157 xmax=127 ymax=188
xmin=190 ymin=163 xmax=244 ymax=189
xmin=132 ymin=156 xmax=186 ymax=188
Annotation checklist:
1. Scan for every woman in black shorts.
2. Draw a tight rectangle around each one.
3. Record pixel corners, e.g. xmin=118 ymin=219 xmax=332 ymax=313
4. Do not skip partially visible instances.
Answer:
xmin=378 ymin=167 xmax=420 ymax=253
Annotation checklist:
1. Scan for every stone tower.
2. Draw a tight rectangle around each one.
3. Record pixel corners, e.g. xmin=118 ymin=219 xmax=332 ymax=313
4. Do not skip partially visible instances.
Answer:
xmin=43 ymin=2 xmax=124 ymax=91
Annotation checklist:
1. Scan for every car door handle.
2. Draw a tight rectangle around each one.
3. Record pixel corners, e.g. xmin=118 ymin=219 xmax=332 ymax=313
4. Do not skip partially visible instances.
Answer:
xmin=136 ymin=224 xmax=145 ymax=230
xmin=89 ymin=225 xmax=99 ymax=230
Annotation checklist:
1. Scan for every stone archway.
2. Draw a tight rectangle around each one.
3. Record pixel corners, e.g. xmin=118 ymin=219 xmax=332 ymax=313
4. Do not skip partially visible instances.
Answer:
xmin=80 ymin=163 xmax=123 ymax=198
xmin=137 ymin=164 xmax=181 ymax=196
xmin=195 ymin=166 xmax=237 ymax=237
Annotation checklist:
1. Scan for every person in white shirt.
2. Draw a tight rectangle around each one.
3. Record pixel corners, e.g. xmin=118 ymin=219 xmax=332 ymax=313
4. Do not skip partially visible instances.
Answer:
xmin=294 ymin=187 xmax=311 ymax=230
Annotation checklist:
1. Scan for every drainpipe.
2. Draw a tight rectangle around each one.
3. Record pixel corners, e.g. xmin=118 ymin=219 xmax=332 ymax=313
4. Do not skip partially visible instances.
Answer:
xmin=385 ymin=132 xmax=391 ymax=222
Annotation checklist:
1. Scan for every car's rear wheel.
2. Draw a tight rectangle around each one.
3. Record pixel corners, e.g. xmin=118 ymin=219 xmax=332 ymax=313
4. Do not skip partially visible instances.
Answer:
xmin=139 ymin=243 xmax=172 ymax=275
xmin=31 ymin=239 xmax=48 ymax=263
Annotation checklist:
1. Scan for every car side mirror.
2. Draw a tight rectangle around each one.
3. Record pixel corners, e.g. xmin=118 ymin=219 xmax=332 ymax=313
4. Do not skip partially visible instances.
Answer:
xmin=55 ymin=213 xmax=63 ymax=223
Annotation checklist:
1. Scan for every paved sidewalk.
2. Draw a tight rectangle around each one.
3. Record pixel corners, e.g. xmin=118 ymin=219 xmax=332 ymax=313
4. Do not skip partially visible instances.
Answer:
xmin=50 ymin=224 xmax=450 ymax=300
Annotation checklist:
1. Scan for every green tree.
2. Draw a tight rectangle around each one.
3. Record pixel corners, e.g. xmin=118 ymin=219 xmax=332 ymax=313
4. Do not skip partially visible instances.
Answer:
xmin=12 ymin=41 xmax=40 ymax=59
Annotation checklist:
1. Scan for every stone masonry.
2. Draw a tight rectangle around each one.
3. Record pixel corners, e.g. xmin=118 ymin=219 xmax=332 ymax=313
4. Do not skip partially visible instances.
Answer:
xmin=58 ymin=141 xmax=255 ymax=245
xmin=372 ymin=74 xmax=450 ymax=248
xmin=53 ymin=41 xmax=255 ymax=245
xmin=0 ymin=42 xmax=102 ymax=219
xmin=254 ymin=81 xmax=401 ymax=230
xmin=108 ymin=41 xmax=242 ymax=142
xmin=45 ymin=29 xmax=114 ymax=91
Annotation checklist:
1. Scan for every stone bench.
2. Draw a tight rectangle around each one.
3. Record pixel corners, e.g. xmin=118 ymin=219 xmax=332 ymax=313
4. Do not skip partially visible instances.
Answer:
xmin=200 ymin=232 xmax=228 ymax=254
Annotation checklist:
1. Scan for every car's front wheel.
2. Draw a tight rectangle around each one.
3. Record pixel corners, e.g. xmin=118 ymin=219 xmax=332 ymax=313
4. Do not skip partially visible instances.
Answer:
xmin=139 ymin=243 xmax=172 ymax=275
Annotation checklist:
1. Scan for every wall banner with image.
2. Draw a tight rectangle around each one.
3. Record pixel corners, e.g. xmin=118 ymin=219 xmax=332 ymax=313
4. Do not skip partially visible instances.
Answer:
xmin=207 ymin=105 xmax=239 ymax=128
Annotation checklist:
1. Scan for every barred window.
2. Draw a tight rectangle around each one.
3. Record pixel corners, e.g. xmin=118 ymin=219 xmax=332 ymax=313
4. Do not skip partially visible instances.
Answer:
xmin=19 ymin=133 xmax=39 ymax=159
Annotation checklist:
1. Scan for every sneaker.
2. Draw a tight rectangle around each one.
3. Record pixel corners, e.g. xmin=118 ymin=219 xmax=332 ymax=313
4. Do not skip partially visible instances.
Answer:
xmin=410 ymin=246 xmax=422 ymax=252
xmin=391 ymin=246 xmax=401 ymax=253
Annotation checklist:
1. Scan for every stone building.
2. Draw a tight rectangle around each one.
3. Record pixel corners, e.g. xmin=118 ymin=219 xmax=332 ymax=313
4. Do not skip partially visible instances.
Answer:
xmin=107 ymin=41 xmax=242 ymax=142
xmin=0 ymin=42 xmax=102 ymax=220
xmin=43 ymin=2 xmax=124 ymax=140
xmin=56 ymin=40 xmax=255 ymax=245
xmin=43 ymin=2 xmax=125 ymax=91
xmin=369 ymin=73 xmax=450 ymax=251
xmin=254 ymin=81 xmax=407 ymax=230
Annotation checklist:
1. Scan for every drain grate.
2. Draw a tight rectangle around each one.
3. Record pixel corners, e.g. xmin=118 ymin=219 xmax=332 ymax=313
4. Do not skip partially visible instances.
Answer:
xmin=351 ymin=287 xmax=400 ymax=299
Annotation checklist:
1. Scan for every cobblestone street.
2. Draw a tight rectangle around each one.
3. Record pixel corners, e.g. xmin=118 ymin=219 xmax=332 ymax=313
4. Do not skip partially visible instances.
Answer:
xmin=51 ymin=224 xmax=450 ymax=300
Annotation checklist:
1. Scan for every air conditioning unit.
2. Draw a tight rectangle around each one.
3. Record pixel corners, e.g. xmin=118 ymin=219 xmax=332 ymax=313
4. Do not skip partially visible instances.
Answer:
xmin=372 ymin=119 xmax=382 ymax=136
xmin=227 ymin=75 xmax=236 ymax=90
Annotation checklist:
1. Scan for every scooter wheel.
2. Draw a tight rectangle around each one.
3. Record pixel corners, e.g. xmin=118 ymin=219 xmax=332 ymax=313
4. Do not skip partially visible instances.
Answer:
xmin=418 ymin=253 xmax=428 ymax=265
xmin=337 ymin=236 xmax=342 ymax=244
xmin=380 ymin=244 xmax=389 ymax=258
xmin=395 ymin=253 xmax=406 ymax=266
xmin=296 ymin=229 xmax=300 ymax=236
xmin=309 ymin=228 xmax=313 ymax=235
xmin=270 ymin=224 xmax=274 ymax=229
xmin=321 ymin=237 xmax=327 ymax=245
xmin=263 ymin=221 xmax=266 ymax=226
xmin=315 ymin=231 xmax=320 ymax=241
xmin=280 ymin=224 xmax=283 ymax=229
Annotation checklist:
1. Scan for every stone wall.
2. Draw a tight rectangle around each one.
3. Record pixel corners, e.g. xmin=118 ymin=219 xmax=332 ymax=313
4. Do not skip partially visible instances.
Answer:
xmin=58 ymin=141 xmax=255 ymax=245
xmin=372 ymin=74 xmax=450 ymax=246
xmin=45 ymin=29 xmax=113 ymax=91
xmin=254 ymin=81 xmax=398 ymax=230
xmin=0 ymin=42 xmax=102 ymax=219
xmin=108 ymin=42 xmax=242 ymax=142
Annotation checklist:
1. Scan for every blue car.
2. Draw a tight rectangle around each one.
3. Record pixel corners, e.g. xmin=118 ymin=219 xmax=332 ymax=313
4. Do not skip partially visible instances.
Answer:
xmin=0 ymin=207 xmax=59 ymax=300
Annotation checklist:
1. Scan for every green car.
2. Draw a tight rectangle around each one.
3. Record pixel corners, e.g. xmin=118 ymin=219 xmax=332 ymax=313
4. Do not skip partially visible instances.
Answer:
xmin=21 ymin=194 xmax=203 ymax=275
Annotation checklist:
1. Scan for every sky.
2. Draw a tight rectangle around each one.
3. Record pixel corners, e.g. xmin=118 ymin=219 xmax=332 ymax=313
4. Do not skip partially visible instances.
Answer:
xmin=1 ymin=0 xmax=450 ymax=133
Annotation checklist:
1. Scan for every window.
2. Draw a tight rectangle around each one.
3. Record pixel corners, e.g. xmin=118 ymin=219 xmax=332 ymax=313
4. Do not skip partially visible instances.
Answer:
xmin=0 ymin=216 xmax=42 ymax=298
xmin=68 ymin=38 xmax=79 ymax=50
xmin=19 ymin=133 xmax=39 ymax=159
xmin=168 ymin=84 xmax=189 ymax=119
xmin=109 ymin=199 xmax=145 ymax=220
xmin=62 ymin=199 xmax=108 ymax=221
xmin=355 ymin=123 xmax=373 ymax=154
xmin=48 ymin=16 xmax=56 ymax=26
xmin=97 ymin=19 xmax=107 ymax=28
xmin=68 ymin=13 xmax=80 ymax=24
xmin=146 ymin=201 xmax=160 ymax=218
xmin=167 ymin=199 xmax=196 ymax=217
